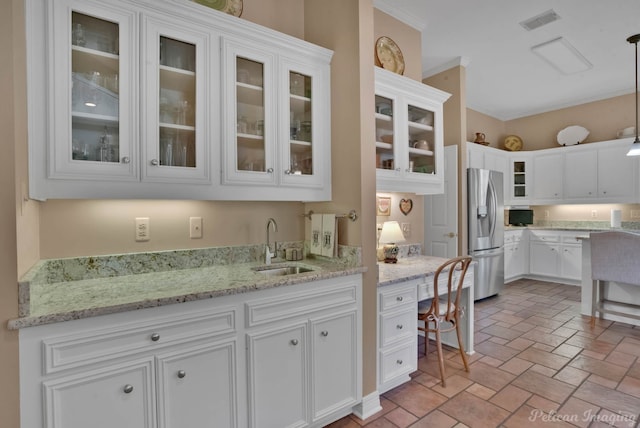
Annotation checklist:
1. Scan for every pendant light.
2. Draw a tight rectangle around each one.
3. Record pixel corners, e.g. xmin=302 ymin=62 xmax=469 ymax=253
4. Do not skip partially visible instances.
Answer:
xmin=626 ymin=34 xmax=640 ymax=156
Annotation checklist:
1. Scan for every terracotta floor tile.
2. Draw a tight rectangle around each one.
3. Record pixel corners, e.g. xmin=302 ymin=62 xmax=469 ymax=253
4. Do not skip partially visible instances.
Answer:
xmin=480 ymin=324 xmax=523 ymax=340
xmin=511 ymin=370 xmax=576 ymax=403
xmin=574 ymin=381 xmax=640 ymax=417
xmin=529 ymin=363 xmax=558 ymax=377
xmin=464 ymin=361 xmax=516 ymax=391
xmin=473 ymin=341 xmax=520 ymax=361
xmin=465 ymin=383 xmax=496 ymax=400
xmin=506 ymin=337 xmax=534 ymax=351
xmin=516 ymin=346 xmax=571 ymax=370
xmin=384 ymin=381 xmax=448 ymax=418
xmin=522 ymin=329 xmax=568 ymax=347
xmin=553 ymin=365 xmax=590 ymax=386
xmin=408 ymin=410 xmax=457 ymax=428
xmin=589 ymin=408 xmax=638 ymax=428
xmin=553 ymin=343 xmax=583 ymax=359
xmin=552 ymin=326 xmax=578 ymax=338
xmin=510 ymin=321 xmax=536 ymax=333
xmin=430 ymin=374 xmax=473 ymax=398
xmin=438 ymin=391 xmax=510 ymax=428
xmin=384 ymin=407 xmax=418 ymax=428
xmin=569 ymin=355 xmax=628 ymax=382
xmin=477 ymin=355 xmax=503 ymax=367
xmin=617 ymin=375 xmax=640 ymax=399
xmin=500 ymin=357 xmax=534 ymax=375
xmin=557 ymin=397 xmax=601 ymax=428
xmin=527 ymin=395 xmax=560 ymax=413
xmin=489 ymin=384 xmax=531 ymax=412
xmin=615 ymin=337 xmax=640 ymax=357
xmin=605 ymin=350 xmax=637 ymax=368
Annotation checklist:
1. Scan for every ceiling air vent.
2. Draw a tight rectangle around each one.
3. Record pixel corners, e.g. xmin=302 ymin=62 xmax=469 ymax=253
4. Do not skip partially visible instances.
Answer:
xmin=520 ymin=9 xmax=561 ymax=31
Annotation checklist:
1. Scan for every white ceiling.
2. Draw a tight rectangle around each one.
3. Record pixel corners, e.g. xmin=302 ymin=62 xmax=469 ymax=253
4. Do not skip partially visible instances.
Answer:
xmin=375 ymin=0 xmax=640 ymax=120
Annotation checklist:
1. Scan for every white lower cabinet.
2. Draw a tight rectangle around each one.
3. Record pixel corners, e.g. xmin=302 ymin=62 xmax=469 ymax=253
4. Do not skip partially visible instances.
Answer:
xmin=504 ymin=230 xmax=528 ymax=283
xmin=377 ymin=281 xmax=417 ymax=394
xmin=245 ymin=276 xmax=361 ymax=428
xmin=20 ymin=275 xmax=362 ymax=428
xmin=527 ymin=230 xmax=584 ymax=284
xmin=44 ymin=359 xmax=156 ymax=428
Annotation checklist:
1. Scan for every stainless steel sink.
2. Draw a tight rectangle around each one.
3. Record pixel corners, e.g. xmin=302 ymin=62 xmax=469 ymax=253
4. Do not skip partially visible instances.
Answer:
xmin=253 ymin=266 xmax=314 ymax=276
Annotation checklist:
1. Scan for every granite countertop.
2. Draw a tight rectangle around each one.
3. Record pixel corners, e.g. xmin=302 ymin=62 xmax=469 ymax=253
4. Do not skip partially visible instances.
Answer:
xmin=377 ymin=255 xmax=450 ymax=287
xmin=9 ymin=244 xmax=365 ymax=330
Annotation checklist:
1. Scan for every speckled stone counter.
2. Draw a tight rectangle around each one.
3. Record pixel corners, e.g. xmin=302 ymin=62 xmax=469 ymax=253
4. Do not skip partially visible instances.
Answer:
xmin=377 ymin=255 xmax=450 ymax=287
xmin=9 ymin=244 xmax=364 ymax=330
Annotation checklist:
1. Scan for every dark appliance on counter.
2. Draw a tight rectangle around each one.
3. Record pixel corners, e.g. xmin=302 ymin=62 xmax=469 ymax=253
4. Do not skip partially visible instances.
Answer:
xmin=508 ymin=209 xmax=534 ymax=226
xmin=468 ymin=168 xmax=504 ymax=300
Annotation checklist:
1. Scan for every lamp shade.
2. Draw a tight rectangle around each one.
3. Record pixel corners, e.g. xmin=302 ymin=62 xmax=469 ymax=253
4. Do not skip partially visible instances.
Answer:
xmin=379 ymin=221 xmax=405 ymax=244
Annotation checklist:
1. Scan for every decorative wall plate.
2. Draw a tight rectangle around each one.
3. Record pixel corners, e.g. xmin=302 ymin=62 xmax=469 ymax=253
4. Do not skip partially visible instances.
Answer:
xmin=557 ymin=125 xmax=589 ymax=146
xmin=192 ymin=0 xmax=243 ymax=17
xmin=504 ymin=135 xmax=523 ymax=151
xmin=375 ymin=36 xmax=405 ymax=75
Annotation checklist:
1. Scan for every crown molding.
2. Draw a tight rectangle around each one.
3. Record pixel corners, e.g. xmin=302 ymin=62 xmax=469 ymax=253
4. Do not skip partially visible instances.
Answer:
xmin=373 ymin=0 xmax=426 ymax=32
xmin=422 ymin=56 xmax=471 ymax=79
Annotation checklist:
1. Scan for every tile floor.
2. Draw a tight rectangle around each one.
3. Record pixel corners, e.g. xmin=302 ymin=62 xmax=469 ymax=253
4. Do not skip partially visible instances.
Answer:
xmin=327 ymin=279 xmax=640 ymax=428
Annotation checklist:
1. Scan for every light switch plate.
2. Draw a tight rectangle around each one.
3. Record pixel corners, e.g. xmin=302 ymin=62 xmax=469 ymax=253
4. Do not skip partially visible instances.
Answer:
xmin=190 ymin=217 xmax=203 ymax=239
xmin=135 ymin=217 xmax=150 ymax=242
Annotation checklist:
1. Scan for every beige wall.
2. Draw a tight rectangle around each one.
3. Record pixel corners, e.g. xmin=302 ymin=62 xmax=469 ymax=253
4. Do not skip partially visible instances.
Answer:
xmin=470 ymin=93 xmax=635 ymax=152
xmin=424 ymin=66 xmax=468 ymax=255
xmin=373 ymin=10 xmax=421 ymax=81
xmin=1 ymin=0 xmax=23 ymax=425
xmin=375 ymin=192 xmax=424 ymax=245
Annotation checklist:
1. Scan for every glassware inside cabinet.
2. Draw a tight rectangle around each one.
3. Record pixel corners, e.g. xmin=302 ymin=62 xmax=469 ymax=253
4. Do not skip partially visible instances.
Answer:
xmin=236 ymin=57 xmax=266 ymax=172
xmin=289 ymin=71 xmax=312 ymax=175
xmin=375 ymin=95 xmax=394 ymax=170
xmin=158 ymin=36 xmax=196 ymax=167
xmin=407 ymin=104 xmax=435 ymax=175
xmin=70 ymin=12 xmax=120 ymax=162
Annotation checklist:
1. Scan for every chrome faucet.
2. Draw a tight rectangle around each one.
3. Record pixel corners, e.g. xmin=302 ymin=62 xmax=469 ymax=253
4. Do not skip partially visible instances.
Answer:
xmin=265 ymin=218 xmax=278 ymax=264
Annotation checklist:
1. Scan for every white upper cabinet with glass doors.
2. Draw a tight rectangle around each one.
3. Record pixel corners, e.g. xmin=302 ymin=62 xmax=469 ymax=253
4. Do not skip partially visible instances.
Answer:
xmin=219 ymin=36 xmax=331 ymax=201
xmin=26 ymin=0 xmax=332 ymax=201
xmin=374 ymin=67 xmax=451 ymax=195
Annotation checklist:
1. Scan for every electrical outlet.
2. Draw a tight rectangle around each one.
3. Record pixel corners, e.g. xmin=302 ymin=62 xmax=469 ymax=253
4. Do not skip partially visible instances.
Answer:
xmin=189 ymin=217 xmax=203 ymax=239
xmin=544 ymin=210 xmax=550 ymax=219
xmin=135 ymin=217 xmax=150 ymax=241
xmin=401 ymin=222 xmax=411 ymax=238
xmin=591 ymin=210 xmax=598 ymax=218
xmin=631 ymin=210 xmax=640 ymax=219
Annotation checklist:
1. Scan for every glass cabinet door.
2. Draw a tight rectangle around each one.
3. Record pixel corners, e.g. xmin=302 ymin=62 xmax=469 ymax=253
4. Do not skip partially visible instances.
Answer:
xmin=143 ymin=18 xmax=209 ymax=183
xmin=222 ymin=39 xmax=276 ymax=186
xmin=375 ymin=95 xmax=395 ymax=171
xmin=51 ymin=3 xmax=136 ymax=180
xmin=287 ymin=71 xmax=312 ymax=175
xmin=406 ymin=104 xmax=436 ymax=176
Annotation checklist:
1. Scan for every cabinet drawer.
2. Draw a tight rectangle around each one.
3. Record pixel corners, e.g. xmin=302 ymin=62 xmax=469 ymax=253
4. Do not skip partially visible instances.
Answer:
xmin=529 ymin=231 xmax=560 ymax=243
xmin=43 ymin=307 xmax=236 ymax=374
xmin=380 ymin=309 xmax=416 ymax=347
xmin=379 ymin=283 xmax=417 ymax=312
xmin=245 ymin=278 xmax=358 ymax=327
xmin=379 ymin=341 xmax=416 ymax=385
xmin=561 ymin=234 xmax=585 ymax=244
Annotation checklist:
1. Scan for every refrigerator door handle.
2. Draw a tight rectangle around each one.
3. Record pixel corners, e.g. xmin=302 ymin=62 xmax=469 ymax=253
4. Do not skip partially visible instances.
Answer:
xmin=487 ymin=178 xmax=497 ymax=242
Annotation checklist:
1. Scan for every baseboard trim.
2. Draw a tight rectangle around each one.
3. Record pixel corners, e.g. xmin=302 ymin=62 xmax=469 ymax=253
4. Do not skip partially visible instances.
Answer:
xmin=352 ymin=391 xmax=382 ymax=421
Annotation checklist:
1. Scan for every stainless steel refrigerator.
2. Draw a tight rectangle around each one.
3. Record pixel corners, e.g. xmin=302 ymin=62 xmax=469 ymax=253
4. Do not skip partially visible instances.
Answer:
xmin=468 ymin=168 xmax=505 ymax=300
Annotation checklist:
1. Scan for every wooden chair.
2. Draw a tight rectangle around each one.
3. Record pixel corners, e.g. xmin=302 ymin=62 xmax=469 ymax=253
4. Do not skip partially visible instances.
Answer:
xmin=590 ymin=231 xmax=640 ymax=326
xmin=417 ymin=256 xmax=472 ymax=387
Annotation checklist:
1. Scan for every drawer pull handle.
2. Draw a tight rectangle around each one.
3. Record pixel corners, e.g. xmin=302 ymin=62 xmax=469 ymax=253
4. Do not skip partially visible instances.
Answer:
xmin=290 ymin=339 xmax=299 ymax=346
xmin=150 ymin=333 xmax=160 ymax=342
xmin=396 ymin=324 xmax=403 ymax=330
xmin=396 ymin=296 xmax=403 ymax=302
xmin=177 ymin=370 xmax=186 ymax=379
xmin=123 ymin=384 xmax=134 ymax=394
xmin=150 ymin=159 xmax=159 ymax=166
xmin=396 ymin=359 xmax=403 ymax=365
xmin=321 ymin=331 xmax=329 ymax=337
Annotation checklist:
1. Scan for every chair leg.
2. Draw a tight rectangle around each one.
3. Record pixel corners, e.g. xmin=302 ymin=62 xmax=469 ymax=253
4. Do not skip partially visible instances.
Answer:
xmin=425 ymin=323 xmax=430 ymax=358
xmin=434 ymin=328 xmax=446 ymax=387
xmin=454 ymin=320 xmax=469 ymax=372
xmin=590 ymin=280 xmax=598 ymax=327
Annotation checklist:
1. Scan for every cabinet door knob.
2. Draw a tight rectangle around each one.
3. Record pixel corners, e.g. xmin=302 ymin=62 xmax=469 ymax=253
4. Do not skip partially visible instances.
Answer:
xmin=321 ymin=331 xmax=329 ymax=337
xmin=290 ymin=339 xmax=299 ymax=346
xmin=177 ymin=370 xmax=186 ymax=379
xmin=395 ymin=168 xmax=401 ymax=172
xmin=396 ymin=324 xmax=403 ymax=330
xmin=150 ymin=333 xmax=160 ymax=342
xmin=284 ymin=169 xmax=292 ymax=175
xmin=266 ymin=167 xmax=274 ymax=173
xmin=123 ymin=384 xmax=134 ymax=394
xmin=396 ymin=359 xmax=403 ymax=365
xmin=396 ymin=296 xmax=403 ymax=302
xmin=121 ymin=156 xmax=130 ymax=164
xmin=150 ymin=159 xmax=159 ymax=166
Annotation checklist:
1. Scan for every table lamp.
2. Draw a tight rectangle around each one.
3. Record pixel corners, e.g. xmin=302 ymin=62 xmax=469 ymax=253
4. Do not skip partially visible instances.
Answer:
xmin=379 ymin=221 xmax=405 ymax=263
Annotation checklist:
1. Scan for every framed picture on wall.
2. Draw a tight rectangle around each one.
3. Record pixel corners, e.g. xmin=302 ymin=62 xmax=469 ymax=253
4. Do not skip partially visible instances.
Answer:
xmin=376 ymin=196 xmax=391 ymax=216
